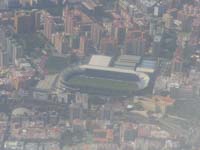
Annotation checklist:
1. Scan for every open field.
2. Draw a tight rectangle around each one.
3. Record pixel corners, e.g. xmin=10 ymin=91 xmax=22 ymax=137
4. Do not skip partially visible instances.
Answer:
xmin=67 ymin=76 xmax=139 ymax=92
xmin=45 ymin=56 xmax=70 ymax=74
xmin=167 ymin=98 xmax=200 ymax=122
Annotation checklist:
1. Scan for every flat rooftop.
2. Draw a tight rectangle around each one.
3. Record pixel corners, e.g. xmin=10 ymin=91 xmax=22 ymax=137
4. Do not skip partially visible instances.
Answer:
xmin=81 ymin=65 xmax=138 ymax=74
xmin=114 ymin=55 xmax=141 ymax=70
xmin=89 ymin=55 xmax=112 ymax=67
xmin=36 ymin=75 xmax=58 ymax=91
xmin=82 ymin=0 xmax=102 ymax=10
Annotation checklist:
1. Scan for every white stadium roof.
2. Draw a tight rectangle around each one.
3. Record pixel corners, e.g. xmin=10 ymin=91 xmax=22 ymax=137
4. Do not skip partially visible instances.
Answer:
xmin=36 ymin=74 xmax=58 ymax=91
xmin=89 ymin=55 xmax=112 ymax=67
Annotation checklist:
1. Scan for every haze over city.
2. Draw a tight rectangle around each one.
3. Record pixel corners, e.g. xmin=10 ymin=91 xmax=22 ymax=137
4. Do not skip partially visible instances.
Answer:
xmin=0 ymin=0 xmax=199 ymax=150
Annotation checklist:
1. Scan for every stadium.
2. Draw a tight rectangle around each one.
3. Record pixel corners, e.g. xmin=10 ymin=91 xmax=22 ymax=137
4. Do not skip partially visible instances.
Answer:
xmin=61 ymin=55 xmax=152 ymax=96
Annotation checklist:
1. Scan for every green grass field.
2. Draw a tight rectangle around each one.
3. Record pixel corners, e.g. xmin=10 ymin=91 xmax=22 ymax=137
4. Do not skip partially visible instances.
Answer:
xmin=167 ymin=99 xmax=200 ymax=122
xmin=67 ymin=76 xmax=139 ymax=92
xmin=13 ymin=32 xmax=57 ymax=59
xmin=45 ymin=56 xmax=70 ymax=74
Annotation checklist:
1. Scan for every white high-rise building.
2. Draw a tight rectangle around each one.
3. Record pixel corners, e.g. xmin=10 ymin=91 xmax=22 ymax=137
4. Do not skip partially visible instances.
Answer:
xmin=0 ymin=50 xmax=9 ymax=68
xmin=0 ymin=0 xmax=6 ymax=10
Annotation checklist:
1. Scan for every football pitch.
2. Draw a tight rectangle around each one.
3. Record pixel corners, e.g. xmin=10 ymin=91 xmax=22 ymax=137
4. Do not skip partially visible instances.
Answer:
xmin=67 ymin=76 xmax=139 ymax=92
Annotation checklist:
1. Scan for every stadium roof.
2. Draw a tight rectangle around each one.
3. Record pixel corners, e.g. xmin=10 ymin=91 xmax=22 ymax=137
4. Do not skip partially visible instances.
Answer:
xmin=136 ymin=59 xmax=156 ymax=73
xmin=114 ymin=55 xmax=141 ymax=70
xmin=36 ymin=75 xmax=58 ymax=91
xmin=118 ymin=55 xmax=141 ymax=63
xmin=81 ymin=65 xmax=138 ymax=74
xmin=80 ymin=65 xmax=135 ymax=74
xmin=136 ymin=67 xmax=155 ymax=73
xmin=89 ymin=55 xmax=112 ymax=67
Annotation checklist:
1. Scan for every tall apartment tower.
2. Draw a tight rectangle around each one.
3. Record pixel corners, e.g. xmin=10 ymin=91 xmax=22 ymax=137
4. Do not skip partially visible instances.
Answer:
xmin=0 ymin=49 xmax=9 ymax=68
xmin=43 ymin=12 xmax=56 ymax=40
xmin=14 ymin=10 xmax=40 ymax=33
xmin=63 ymin=7 xmax=75 ymax=35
